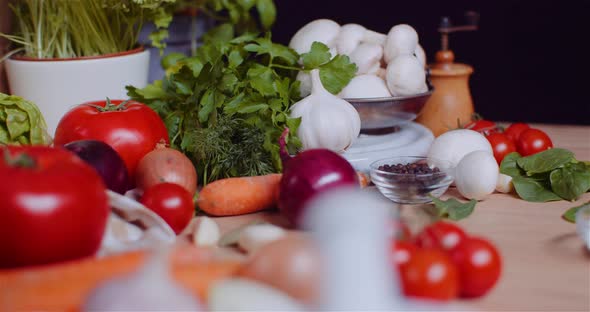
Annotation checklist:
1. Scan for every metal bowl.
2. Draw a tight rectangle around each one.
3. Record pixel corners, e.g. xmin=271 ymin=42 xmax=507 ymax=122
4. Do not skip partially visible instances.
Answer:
xmin=344 ymin=88 xmax=433 ymax=134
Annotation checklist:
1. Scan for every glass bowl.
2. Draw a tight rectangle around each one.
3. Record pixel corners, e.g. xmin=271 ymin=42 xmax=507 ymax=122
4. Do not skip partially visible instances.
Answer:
xmin=369 ymin=156 xmax=454 ymax=204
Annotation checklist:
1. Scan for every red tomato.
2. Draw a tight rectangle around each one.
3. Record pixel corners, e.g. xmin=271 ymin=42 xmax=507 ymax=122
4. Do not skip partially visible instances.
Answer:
xmin=449 ymin=237 xmax=502 ymax=298
xmin=54 ymin=99 xmax=169 ymax=178
xmin=516 ymin=128 xmax=553 ymax=156
xmin=0 ymin=146 xmax=109 ymax=268
xmin=415 ymin=221 xmax=468 ymax=251
xmin=486 ymin=133 xmax=517 ymax=164
xmin=140 ymin=183 xmax=194 ymax=234
xmin=464 ymin=119 xmax=498 ymax=136
xmin=391 ymin=240 xmax=418 ymax=266
xmin=504 ymin=122 xmax=530 ymax=143
xmin=399 ymin=249 xmax=459 ymax=301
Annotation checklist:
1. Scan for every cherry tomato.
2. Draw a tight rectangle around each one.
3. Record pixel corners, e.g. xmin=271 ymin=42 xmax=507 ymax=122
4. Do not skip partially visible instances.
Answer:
xmin=504 ymin=122 xmax=530 ymax=143
xmin=415 ymin=221 xmax=468 ymax=251
xmin=464 ymin=119 xmax=498 ymax=136
xmin=486 ymin=133 xmax=517 ymax=164
xmin=0 ymin=146 xmax=109 ymax=268
xmin=391 ymin=240 xmax=418 ymax=266
xmin=140 ymin=183 xmax=194 ymax=234
xmin=449 ymin=237 xmax=502 ymax=298
xmin=516 ymin=128 xmax=553 ymax=156
xmin=54 ymin=99 xmax=169 ymax=178
xmin=399 ymin=249 xmax=459 ymax=301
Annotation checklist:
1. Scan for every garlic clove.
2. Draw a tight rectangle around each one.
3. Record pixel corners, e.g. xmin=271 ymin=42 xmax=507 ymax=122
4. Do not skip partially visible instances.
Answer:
xmin=495 ymin=173 xmax=514 ymax=193
xmin=339 ymin=75 xmax=392 ymax=99
xmin=296 ymin=71 xmax=312 ymax=98
xmin=82 ymin=247 xmax=202 ymax=311
xmin=384 ymin=24 xmax=419 ymax=64
xmin=289 ymin=19 xmax=341 ymax=55
xmin=385 ymin=55 xmax=427 ymax=96
xmin=349 ymin=43 xmax=383 ymax=75
xmin=193 ymin=216 xmax=221 ymax=247
xmin=237 ymin=223 xmax=286 ymax=254
xmin=208 ymin=278 xmax=305 ymax=311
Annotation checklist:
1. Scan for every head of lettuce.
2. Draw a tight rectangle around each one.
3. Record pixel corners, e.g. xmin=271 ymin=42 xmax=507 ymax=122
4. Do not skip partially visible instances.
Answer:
xmin=0 ymin=93 xmax=51 ymax=145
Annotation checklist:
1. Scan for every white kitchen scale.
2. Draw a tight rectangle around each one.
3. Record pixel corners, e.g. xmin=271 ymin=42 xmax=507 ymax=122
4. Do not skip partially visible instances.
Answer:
xmin=342 ymin=122 xmax=434 ymax=172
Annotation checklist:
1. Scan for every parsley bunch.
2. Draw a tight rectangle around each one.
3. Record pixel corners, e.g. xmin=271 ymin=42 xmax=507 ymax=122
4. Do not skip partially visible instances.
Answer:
xmin=127 ymin=24 xmax=357 ymax=184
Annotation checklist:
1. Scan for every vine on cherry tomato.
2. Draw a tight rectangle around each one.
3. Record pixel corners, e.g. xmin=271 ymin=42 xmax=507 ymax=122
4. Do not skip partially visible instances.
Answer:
xmin=398 ymin=249 xmax=459 ymax=301
xmin=486 ymin=133 xmax=517 ymax=164
xmin=140 ymin=183 xmax=195 ymax=234
xmin=464 ymin=119 xmax=499 ymax=136
xmin=450 ymin=237 xmax=502 ymax=298
xmin=516 ymin=128 xmax=553 ymax=156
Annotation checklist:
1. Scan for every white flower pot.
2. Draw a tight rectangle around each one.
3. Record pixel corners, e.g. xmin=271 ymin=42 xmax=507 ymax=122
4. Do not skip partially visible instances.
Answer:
xmin=6 ymin=48 xmax=150 ymax=137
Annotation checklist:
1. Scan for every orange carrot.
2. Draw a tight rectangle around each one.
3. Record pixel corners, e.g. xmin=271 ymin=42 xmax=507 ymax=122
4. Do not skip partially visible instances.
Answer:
xmin=198 ymin=174 xmax=282 ymax=216
xmin=0 ymin=245 xmax=240 ymax=312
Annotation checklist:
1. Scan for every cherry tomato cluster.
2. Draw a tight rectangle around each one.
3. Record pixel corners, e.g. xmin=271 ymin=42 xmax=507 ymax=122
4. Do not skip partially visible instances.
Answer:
xmin=391 ymin=221 xmax=502 ymax=301
xmin=465 ymin=119 xmax=553 ymax=164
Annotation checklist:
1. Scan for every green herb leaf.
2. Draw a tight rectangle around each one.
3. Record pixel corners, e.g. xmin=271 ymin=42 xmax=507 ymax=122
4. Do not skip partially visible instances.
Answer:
xmin=0 ymin=93 xmax=50 ymax=146
xmin=562 ymin=201 xmax=590 ymax=223
xmin=550 ymin=162 xmax=590 ymax=201
xmin=430 ymin=196 xmax=477 ymax=221
xmin=203 ymin=23 xmax=235 ymax=44
xmin=319 ymin=55 xmax=358 ymax=94
xmin=256 ymin=0 xmax=276 ymax=30
xmin=516 ymin=148 xmax=574 ymax=175
xmin=511 ymin=176 xmax=562 ymax=202
xmin=247 ymin=64 xmax=275 ymax=96
xmin=301 ymin=42 xmax=332 ymax=68
xmin=133 ymin=80 xmax=167 ymax=99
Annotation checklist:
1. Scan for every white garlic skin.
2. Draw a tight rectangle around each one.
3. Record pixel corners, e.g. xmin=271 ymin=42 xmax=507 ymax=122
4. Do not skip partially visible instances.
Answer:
xmin=290 ymin=69 xmax=361 ymax=152
xmin=385 ymin=55 xmax=428 ymax=96
xmin=339 ymin=75 xmax=392 ymax=99
xmin=384 ymin=24 xmax=419 ymax=63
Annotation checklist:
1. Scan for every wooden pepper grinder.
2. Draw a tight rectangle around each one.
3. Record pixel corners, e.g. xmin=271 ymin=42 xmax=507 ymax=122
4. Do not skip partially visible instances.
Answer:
xmin=417 ymin=12 xmax=479 ymax=137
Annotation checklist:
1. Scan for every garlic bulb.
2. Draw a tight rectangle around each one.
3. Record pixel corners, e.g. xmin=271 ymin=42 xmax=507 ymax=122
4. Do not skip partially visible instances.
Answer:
xmin=290 ymin=69 xmax=361 ymax=152
xmin=385 ymin=55 xmax=428 ymax=96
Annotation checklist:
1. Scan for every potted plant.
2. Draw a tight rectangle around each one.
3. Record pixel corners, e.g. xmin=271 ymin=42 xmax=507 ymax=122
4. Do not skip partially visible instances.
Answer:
xmin=0 ymin=0 xmax=177 ymax=136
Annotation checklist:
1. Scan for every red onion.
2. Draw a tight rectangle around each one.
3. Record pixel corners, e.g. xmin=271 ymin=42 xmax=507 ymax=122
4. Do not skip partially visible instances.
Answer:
xmin=64 ymin=140 xmax=130 ymax=194
xmin=278 ymin=129 xmax=359 ymax=227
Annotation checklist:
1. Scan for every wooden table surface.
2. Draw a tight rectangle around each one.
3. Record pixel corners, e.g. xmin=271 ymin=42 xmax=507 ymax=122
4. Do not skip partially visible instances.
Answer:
xmin=211 ymin=124 xmax=590 ymax=311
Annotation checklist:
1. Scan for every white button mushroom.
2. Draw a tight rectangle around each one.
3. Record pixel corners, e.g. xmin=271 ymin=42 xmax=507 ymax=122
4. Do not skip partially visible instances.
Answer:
xmin=335 ymin=24 xmax=367 ymax=55
xmin=427 ymin=129 xmax=494 ymax=167
xmin=289 ymin=19 xmax=341 ymax=54
xmin=454 ymin=151 xmax=499 ymax=200
xmin=383 ymin=24 xmax=419 ymax=63
xmin=363 ymin=29 xmax=388 ymax=46
xmin=414 ymin=44 xmax=427 ymax=67
xmin=385 ymin=55 xmax=427 ymax=96
xmin=349 ymin=42 xmax=383 ymax=75
xmin=339 ymin=75 xmax=392 ymax=98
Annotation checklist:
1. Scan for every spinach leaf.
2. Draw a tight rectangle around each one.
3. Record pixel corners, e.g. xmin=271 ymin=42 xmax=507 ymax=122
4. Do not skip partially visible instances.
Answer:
xmin=516 ymin=148 xmax=574 ymax=175
xmin=500 ymin=152 xmax=524 ymax=177
xmin=430 ymin=196 xmax=477 ymax=221
xmin=562 ymin=201 xmax=590 ymax=223
xmin=511 ymin=176 xmax=562 ymax=202
xmin=550 ymin=162 xmax=590 ymax=201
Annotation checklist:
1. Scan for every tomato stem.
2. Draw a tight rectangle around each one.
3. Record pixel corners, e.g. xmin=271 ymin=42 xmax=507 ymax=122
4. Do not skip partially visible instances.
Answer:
xmin=88 ymin=98 xmax=130 ymax=112
xmin=2 ymin=148 xmax=37 ymax=168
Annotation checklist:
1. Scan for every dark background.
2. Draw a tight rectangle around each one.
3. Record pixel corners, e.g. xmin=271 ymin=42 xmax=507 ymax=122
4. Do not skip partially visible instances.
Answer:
xmin=271 ymin=0 xmax=589 ymax=125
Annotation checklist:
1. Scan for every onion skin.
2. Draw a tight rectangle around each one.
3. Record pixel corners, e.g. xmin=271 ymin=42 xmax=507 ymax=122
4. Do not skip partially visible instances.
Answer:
xmin=278 ymin=129 xmax=359 ymax=227
xmin=64 ymin=140 xmax=130 ymax=194
xmin=135 ymin=147 xmax=197 ymax=196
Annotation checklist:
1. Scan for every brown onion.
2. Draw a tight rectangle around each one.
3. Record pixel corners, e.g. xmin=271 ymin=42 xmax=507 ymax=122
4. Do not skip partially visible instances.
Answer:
xmin=135 ymin=144 xmax=197 ymax=196
xmin=237 ymin=234 xmax=322 ymax=305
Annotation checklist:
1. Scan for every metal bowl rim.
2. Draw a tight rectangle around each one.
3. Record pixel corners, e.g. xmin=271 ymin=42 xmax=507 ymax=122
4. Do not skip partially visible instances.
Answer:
xmin=343 ymin=88 xmax=434 ymax=103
